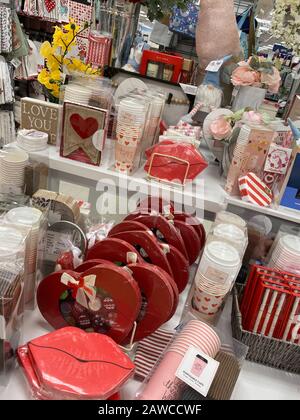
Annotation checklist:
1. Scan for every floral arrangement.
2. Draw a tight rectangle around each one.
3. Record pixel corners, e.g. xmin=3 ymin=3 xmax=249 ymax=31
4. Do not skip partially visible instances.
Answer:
xmin=38 ymin=19 xmax=100 ymax=101
xmin=231 ymin=56 xmax=281 ymax=94
xmin=272 ymin=0 xmax=300 ymax=56
xmin=210 ymin=109 xmax=270 ymax=142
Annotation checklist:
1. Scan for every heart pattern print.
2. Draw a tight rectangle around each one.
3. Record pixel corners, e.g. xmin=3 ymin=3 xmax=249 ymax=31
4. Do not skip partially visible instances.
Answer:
xmin=193 ymin=287 xmax=225 ymax=315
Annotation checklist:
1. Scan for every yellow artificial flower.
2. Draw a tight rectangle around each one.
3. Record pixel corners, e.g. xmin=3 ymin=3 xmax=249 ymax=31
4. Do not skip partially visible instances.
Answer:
xmin=40 ymin=41 xmax=54 ymax=59
xmin=46 ymin=54 xmax=61 ymax=71
xmin=37 ymin=68 xmax=50 ymax=85
xmin=50 ymin=69 xmax=61 ymax=81
xmin=50 ymin=84 xmax=60 ymax=98
xmin=63 ymin=19 xmax=81 ymax=35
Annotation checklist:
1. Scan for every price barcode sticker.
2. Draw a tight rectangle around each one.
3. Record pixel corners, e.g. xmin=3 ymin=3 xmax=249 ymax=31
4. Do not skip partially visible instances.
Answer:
xmin=205 ymin=59 xmax=224 ymax=72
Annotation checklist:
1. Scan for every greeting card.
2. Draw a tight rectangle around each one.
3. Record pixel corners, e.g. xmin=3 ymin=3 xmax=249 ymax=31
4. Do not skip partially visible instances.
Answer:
xmin=61 ymin=102 xmax=107 ymax=166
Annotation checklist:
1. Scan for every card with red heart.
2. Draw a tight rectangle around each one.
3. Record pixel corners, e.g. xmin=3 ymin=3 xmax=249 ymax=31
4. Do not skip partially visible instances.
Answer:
xmin=60 ymin=102 xmax=107 ymax=166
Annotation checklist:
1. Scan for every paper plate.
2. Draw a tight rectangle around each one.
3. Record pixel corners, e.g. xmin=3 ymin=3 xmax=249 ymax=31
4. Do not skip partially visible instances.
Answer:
xmin=114 ymin=78 xmax=148 ymax=103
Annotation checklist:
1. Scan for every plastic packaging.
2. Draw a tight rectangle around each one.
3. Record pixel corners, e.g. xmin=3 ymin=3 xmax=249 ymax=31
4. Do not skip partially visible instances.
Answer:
xmin=0 ymin=259 xmax=25 ymax=387
xmin=17 ymin=327 xmax=134 ymax=400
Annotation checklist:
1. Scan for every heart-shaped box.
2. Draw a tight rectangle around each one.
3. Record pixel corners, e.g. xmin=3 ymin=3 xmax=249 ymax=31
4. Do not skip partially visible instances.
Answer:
xmin=19 ymin=327 xmax=134 ymax=399
xmin=173 ymin=219 xmax=201 ymax=264
xmin=109 ymin=230 xmax=173 ymax=277
xmin=124 ymin=213 xmax=188 ymax=260
xmin=124 ymin=263 xmax=175 ymax=342
xmin=86 ymin=238 xmax=143 ymax=265
xmin=37 ymin=264 xmax=142 ymax=344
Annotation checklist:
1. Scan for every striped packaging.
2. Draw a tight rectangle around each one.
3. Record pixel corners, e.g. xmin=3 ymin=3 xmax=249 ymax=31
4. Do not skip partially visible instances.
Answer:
xmin=239 ymin=172 xmax=273 ymax=207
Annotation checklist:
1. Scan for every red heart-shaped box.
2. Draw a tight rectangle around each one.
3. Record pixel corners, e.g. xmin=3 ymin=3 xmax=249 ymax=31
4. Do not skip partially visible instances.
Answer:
xmin=23 ymin=327 xmax=134 ymax=399
xmin=173 ymin=220 xmax=201 ymax=264
xmin=86 ymin=238 xmax=143 ymax=265
xmin=173 ymin=213 xmax=206 ymax=250
xmin=124 ymin=263 xmax=175 ymax=342
xmin=109 ymin=230 xmax=173 ymax=277
xmin=123 ymin=213 xmax=188 ymax=260
xmin=37 ymin=264 xmax=142 ymax=344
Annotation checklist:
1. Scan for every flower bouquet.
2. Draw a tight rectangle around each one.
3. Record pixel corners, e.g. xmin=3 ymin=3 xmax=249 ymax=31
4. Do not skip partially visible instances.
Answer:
xmin=231 ymin=56 xmax=281 ymax=111
xmin=38 ymin=19 xmax=100 ymax=103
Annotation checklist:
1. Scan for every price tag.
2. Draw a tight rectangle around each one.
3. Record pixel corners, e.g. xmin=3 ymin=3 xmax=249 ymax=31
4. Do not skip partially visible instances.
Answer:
xmin=176 ymin=345 xmax=219 ymax=397
xmin=0 ymin=315 xmax=6 ymax=340
xmin=10 ymin=58 xmax=21 ymax=69
xmin=205 ymin=59 xmax=224 ymax=72
xmin=180 ymin=84 xmax=198 ymax=96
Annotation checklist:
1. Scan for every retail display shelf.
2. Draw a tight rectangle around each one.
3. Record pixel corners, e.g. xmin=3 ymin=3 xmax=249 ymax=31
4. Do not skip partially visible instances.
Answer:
xmin=26 ymin=142 xmax=228 ymax=215
xmin=226 ymin=195 xmax=300 ymax=225
xmin=25 ymin=142 xmax=300 ymax=223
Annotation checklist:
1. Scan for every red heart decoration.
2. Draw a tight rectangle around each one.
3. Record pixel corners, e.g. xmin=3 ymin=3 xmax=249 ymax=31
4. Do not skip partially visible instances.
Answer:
xmin=70 ymin=114 xmax=99 ymax=139
xmin=45 ymin=0 xmax=56 ymax=13
xmin=202 ymin=306 xmax=208 ymax=311
xmin=37 ymin=265 xmax=142 ymax=344
xmin=204 ymin=297 xmax=210 ymax=302
xmin=25 ymin=327 xmax=134 ymax=399
xmin=196 ymin=296 xmax=201 ymax=302
xmin=125 ymin=141 xmax=129 ymax=146
xmin=212 ymin=304 xmax=218 ymax=308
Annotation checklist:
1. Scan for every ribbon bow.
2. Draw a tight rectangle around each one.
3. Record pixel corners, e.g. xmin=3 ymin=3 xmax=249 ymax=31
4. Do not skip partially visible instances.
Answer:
xmin=61 ymin=273 xmax=100 ymax=311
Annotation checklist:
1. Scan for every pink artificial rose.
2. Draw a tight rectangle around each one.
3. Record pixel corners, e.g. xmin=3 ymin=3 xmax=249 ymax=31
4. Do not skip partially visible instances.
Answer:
xmin=210 ymin=117 xmax=232 ymax=140
xmin=231 ymin=65 xmax=261 ymax=87
xmin=261 ymin=67 xmax=281 ymax=94
xmin=242 ymin=110 xmax=263 ymax=125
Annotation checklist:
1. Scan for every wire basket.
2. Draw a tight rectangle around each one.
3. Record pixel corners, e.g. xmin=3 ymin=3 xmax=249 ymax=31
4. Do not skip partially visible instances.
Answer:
xmin=232 ymin=285 xmax=300 ymax=374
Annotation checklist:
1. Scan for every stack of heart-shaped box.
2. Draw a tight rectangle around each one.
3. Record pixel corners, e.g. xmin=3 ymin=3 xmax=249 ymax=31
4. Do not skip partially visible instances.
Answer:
xmin=17 ymin=327 xmax=134 ymax=400
xmin=37 ymin=197 xmax=206 ymax=344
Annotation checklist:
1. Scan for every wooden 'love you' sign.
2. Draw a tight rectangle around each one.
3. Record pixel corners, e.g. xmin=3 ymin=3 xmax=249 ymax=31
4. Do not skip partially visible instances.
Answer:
xmin=21 ymin=97 xmax=62 ymax=145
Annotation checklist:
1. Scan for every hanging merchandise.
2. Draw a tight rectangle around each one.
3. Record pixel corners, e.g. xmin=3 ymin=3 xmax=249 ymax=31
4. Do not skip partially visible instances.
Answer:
xmin=149 ymin=20 xmax=173 ymax=48
xmin=86 ymin=31 xmax=112 ymax=67
xmin=196 ymin=0 xmax=242 ymax=70
xmin=0 ymin=57 xmax=14 ymax=105
xmin=0 ymin=5 xmax=12 ymax=54
xmin=236 ymin=6 xmax=253 ymax=60
xmin=169 ymin=2 xmax=200 ymax=39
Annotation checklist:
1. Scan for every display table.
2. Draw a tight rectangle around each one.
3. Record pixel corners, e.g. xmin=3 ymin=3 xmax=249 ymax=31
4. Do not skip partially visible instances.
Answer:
xmin=1 ymin=266 xmax=299 ymax=400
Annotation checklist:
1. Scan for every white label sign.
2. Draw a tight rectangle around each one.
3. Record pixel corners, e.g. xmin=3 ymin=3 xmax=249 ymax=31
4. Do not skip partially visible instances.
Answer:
xmin=175 ymin=345 xmax=219 ymax=397
xmin=205 ymin=59 xmax=224 ymax=72
xmin=180 ymin=84 xmax=198 ymax=96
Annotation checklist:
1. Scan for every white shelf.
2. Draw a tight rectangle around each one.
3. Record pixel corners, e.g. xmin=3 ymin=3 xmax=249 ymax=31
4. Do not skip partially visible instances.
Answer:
xmin=226 ymin=196 xmax=300 ymax=224
xmin=26 ymin=142 xmax=227 ymax=215
xmin=25 ymin=142 xmax=300 ymax=223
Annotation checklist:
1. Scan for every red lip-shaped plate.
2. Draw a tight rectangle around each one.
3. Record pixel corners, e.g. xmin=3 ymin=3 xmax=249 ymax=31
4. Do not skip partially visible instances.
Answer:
xmin=37 ymin=265 xmax=142 ymax=344
xmin=109 ymin=231 xmax=173 ymax=277
xmin=124 ymin=263 xmax=174 ymax=342
xmin=86 ymin=238 xmax=143 ymax=265
xmin=123 ymin=214 xmax=188 ymax=260
xmin=27 ymin=327 xmax=134 ymax=399
xmin=17 ymin=345 xmax=121 ymax=400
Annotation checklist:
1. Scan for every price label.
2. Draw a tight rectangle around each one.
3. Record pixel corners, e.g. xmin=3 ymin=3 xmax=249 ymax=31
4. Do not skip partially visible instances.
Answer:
xmin=205 ymin=59 xmax=224 ymax=72
xmin=180 ymin=84 xmax=198 ymax=96
xmin=176 ymin=345 xmax=219 ymax=397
